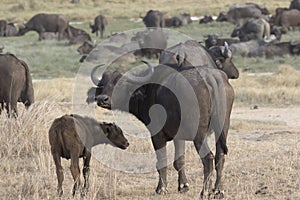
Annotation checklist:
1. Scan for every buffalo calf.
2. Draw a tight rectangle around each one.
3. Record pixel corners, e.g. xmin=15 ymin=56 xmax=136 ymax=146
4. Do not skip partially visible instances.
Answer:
xmin=49 ymin=114 xmax=129 ymax=197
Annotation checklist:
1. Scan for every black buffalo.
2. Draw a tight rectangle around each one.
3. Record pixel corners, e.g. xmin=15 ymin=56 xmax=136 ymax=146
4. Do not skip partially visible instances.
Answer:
xmin=290 ymin=0 xmax=300 ymax=10
xmin=199 ymin=15 xmax=214 ymax=24
xmin=90 ymin=15 xmax=107 ymax=38
xmin=90 ymin=41 xmax=239 ymax=198
xmin=67 ymin=25 xmax=91 ymax=45
xmin=204 ymin=34 xmax=239 ymax=49
xmin=18 ymin=13 xmax=71 ymax=41
xmin=141 ymin=10 xmax=165 ymax=28
xmin=0 ymin=53 xmax=34 ymax=116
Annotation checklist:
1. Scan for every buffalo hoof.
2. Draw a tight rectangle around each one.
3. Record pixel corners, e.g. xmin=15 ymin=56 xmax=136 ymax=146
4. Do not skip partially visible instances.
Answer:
xmin=178 ymin=183 xmax=189 ymax=193
xmin=57 ymin=188 xmax=63 ymax=197
xmin=155 ymin=186 xmax=168 ymax=195
xmin=213 ymin=190 xmax=225 ymax=199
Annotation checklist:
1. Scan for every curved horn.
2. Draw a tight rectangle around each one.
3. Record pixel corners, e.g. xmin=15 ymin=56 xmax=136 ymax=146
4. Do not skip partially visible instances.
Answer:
xmin=222 ymin=42 xmax=232 ymax=58
xmin=91 ymin=64 xmax=105 ymax=85
xmin=126 ymin=60 xmax=154 ymax=83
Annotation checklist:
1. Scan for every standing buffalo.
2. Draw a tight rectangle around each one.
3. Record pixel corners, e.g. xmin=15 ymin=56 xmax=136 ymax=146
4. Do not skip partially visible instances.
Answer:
xmin=273 ymin=9 xmax=300 ymax=31
xmin=0 ymin=53 xmax=34 ymax=116
xmin=18 ymin=13 xmax=71 ymax=41
xmin=90 ymin=40 xmax=239 ymax=198
xmin=90 ymin=15 xmax=107 ymax=39
xmin=0 ymin=20 xmax=7 ymax=36
xmin=231 ymin=18 xmax=271 ymax=42
xmin=290 ymin=0 xmax=300 ymax=10
xmin=49 ymin=114 xmax=129 ymax=196
xmin=141 ymin=10 xmax=165 ymax=28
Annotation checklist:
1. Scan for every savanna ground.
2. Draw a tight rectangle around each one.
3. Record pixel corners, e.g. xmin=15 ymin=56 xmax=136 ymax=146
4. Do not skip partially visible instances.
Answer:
xmin=0 ymin=0 xmax=300 ymax=199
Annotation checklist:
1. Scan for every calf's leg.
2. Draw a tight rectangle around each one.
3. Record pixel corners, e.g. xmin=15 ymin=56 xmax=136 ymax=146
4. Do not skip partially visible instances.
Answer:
xmin=52 ymin=153 xmax=64 ymax=196
xmin=81 ymin=152 xmax=91 ymax=197
xmin=70 ymin=154 xmax=81 ymax=196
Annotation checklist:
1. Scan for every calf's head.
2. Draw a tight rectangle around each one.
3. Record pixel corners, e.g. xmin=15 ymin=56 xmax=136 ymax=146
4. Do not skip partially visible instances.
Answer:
xmin=100 ymin=122 xmax=129 ymax=149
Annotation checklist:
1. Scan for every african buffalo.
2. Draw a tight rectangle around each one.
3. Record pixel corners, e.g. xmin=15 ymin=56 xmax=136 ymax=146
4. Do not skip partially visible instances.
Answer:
xmin=141 ymin=10 xmax=165 ymax=28
xmin=273 ymin=9 xmax=300 ymax=31
xmin=93 ymin=57 xmax=237 ymax=198
xmin=204 ymin=34 xmax=239 ymax=49
xmin=5 ymin=23 xmax=18 ymax=37
xmin=49 ymin=114 xmax=129 ymax=197
xmin=159 ymin=40 xmax=239 ymax=79
xmin=90 ymin=15 xmax=107 ymax=38
xmin=0 ymin=20 xmax=7 ymax=36
xmin=247 ymin=40 xmax=300 ymax=58
xmin=67 ymin=25 xmax=91 ymax=45
xmin=199 ymin=15 xmax=214 ymax=24
xmin=227 ymin=3 xmax=264 ymax=25
xmin=229 ymin=39 xmax=266 ymax=56
xmin=137 ymin=29 xmax=168 ymax=59
xmin=18 ymin=13 xmax=71 ymax=41
xmin=290 ymin=0 xmax=300 ymax=10
xmin=231 ymin=18 xmax=271 ymax=41
xmin=0 ymin=53 xmax=34 ymax=116
xmin=216 ymin=12 xmax=228 ymax=22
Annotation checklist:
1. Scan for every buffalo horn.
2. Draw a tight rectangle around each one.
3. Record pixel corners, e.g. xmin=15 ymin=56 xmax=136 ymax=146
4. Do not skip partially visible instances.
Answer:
xmin=126 ymin=60 xmax=154 ymax=83
xmin=90 ymin=64 xmax=105 ymax=86
xmin=222 ymin=42 xmax=232 ymax=58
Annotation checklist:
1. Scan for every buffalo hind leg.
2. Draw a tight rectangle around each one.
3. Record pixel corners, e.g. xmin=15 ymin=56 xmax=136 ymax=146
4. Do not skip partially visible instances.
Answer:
xmin=173 ymin=139 xmax=189 ymax=193
xmin=81 ymin=152 xmax=91 ymax=197
xmin=213 ymin=141 xmax=226 ymax=199
xmin=52 ymin=152 xmax=64 ymax=196
xmin=70 ymin=154 xmax=81 ymax=196
xmin=194 ymin=138 xmax=214 ymax=199
xmin=151 ymin=132 xmax=168 ymax=195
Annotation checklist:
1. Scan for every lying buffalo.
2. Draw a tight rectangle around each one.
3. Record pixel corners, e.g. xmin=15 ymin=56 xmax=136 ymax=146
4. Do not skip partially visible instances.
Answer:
xmin=90 ymin=15 xmax=107 ymax=38
xmin=0 ymin=53 xmax=34 ymax=116
xmin=49 ymin=114 xmax=129 ymax=196
xmin=199 ymin=15 xmax=214 ymax=24
xmin=229 ymin=39 xmax=266 ymax=56
xmin=68 ymin=25 xmax=91 ymax=45
xmin=18 ymin=13 xmax=71 ymax=41
xmin=204 ymin=34 xmax=239 ymax=49
xmin=247 ymin=40 xmax=300 ymax=58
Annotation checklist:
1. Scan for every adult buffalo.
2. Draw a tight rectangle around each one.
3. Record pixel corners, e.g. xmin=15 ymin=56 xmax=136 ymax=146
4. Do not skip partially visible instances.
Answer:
xmin=18 ymin=13 xmax=71 ymax=41
xmin=290 ymin=0 xmax=300 ymax=10
xmin=90 ymin=41 xmax=238 ymax=198
xmin=204 ymin=34 xmax=239 ymax=49
xmin=247 ymin=40 xmax=300 ymax=58
xmin=229 ymin=39 xmax=266 ymax=56
xmin=199 ymin=15 xmax=214 ymax=24
xmin=67 ymin=25 xmax=91 ymax=45
xmin=0 ymin=53 xmax=34 ymax=116
xmin=231 ymin=18 xmax=271 ymax=41
xmin=273 ymin=9 xmax=300 ymax=31
xmin=141 ymin=10 xmax=165 ymax=28
xmin=93 ymin=58 xmax=236 ymax=199
xmin=90 ymin=15 xmax=107 ymax=38
xmin=159 ymin=40 xmax=239 ymax=79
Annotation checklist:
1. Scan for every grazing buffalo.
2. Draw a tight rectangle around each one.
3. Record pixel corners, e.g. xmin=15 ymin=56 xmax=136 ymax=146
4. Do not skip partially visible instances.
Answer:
xmin=231 ymin=18 xmax=271 ymax=41
xmin=204 ymin=34 xmax=239 ymax=49
xmin=290 ymin=0 xmax=300 ymax=10
xmin=159 ymin=40 xmax=239 ymax=79
xmin=93 ymin=56 xmax=237 ymax=198
xmin=0 ymin=53 xmax=34 ymax=116
xmin=90 ymin=15 xmax=107 ymax=38
xmin=247 ymin=40 xmax=300 ymax=58
xmin=273 ymin=9 xmax=300 ymax=31
xmin=137 ymin=29 xmax=168 ymax=59
xmin=18 ymin=13 xmax=71 ymax=41
xmin=199 ymin=15 xmax=214 ymax=24
xmin=0 ymin=20 xmax=7 ymax=36
xmin=164 ymin=13 xmax=192 ymax=27
xmin=141 ymin=10 xmax=165 ymax=28
xmin=49 ymin=114 xmax=129 ymax=197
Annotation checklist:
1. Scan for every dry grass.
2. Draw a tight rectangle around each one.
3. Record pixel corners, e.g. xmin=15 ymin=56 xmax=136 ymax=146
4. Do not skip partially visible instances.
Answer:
xmin=0 ymin=66 xmax=300 ymax=199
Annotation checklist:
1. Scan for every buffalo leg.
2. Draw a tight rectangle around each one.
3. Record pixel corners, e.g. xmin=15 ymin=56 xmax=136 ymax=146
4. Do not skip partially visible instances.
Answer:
xmin=70 ymin=154 xmax=81 ymax=196
xmin=194 ymin=137 xmax=214 ymax=199
xmin=151 ymin=132 xmax=168 ymax=194
xmin=52 ymin=152 xmax=64 ymax=196
xmin=173 ymin=139 xmax=189 ymax=193
xmin=81 ymin=152 xmax=91 ymax=197
xmin=214 ymin=141 xmax=226 ymax=198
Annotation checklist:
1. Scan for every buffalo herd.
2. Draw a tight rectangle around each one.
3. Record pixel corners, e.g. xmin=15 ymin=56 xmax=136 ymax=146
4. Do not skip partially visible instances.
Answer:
xmin=1 ymin=0 xmax=300 ymax=198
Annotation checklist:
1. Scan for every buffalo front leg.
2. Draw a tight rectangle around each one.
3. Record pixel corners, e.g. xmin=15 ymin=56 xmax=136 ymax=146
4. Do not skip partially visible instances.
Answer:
xmin=151 ymin=133 xmax=168 ymax=195
xmin=52 ymin=153 xmax=64 ymax=196
xmin=194 ymin=139 xmax=214 ymax=199
xmin=81 ymin=152 xmax=91 ymax=197
xmin=173 ymin=139 xmax=189 ymax=193
xmin=70 ymin=155 xmax=81 ymax=197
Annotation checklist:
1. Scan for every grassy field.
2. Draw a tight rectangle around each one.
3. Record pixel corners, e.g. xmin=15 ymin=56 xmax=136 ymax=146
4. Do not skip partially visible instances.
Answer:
xmin=0 ymin=0 xmax=300 ymax=200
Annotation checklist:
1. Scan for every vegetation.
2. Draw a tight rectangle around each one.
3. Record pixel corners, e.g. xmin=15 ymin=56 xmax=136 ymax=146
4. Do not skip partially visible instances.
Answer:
xmin=0 ymin=0 xmax=299 ymax=199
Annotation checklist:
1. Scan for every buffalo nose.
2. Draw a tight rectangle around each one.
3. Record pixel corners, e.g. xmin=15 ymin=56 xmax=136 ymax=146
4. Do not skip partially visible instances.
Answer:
xmin=97 ymin=95 xmax=110 ymax=105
